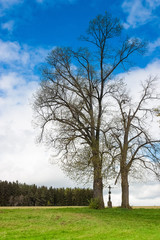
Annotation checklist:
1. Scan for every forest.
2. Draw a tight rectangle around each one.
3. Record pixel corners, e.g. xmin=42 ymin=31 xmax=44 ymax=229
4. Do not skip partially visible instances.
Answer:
xmin=0 ymin=180 xmax=93 ymax=206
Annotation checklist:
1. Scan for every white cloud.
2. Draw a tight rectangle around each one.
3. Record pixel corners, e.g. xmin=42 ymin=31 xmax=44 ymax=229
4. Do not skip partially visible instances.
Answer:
xmin=0 ymin=0 xmax=22 ymax=6
xmin=116 ymin=60 xmax=160 ymax=142
xmin=122 ymin=0 xmax=160 ymax=28
xmin=0 ymin=69 xmax=75 ymax=188
xmin=117 ymin=59 xmax=160 ymax=99
xmin=35 ymin=0 xmax=77 ymax=5
xmin=0 ymin=39 xmax=50 ymax=71
xmin=0 ymin=38 xmax=76 ymax=189
xmin=0 ymin=72 xmax=23 ymax=91
xmin=1 ymin=20 xmax=14 ymax=32
xmin=0 ymin=40 xmax=28 ymax=65
xmin=130 ymin=183 xmax=160 ymax=206
xmin=0 ymin=0 xmax=23 ymax=16
xmin=148 ymin=37 xmax=160 ymax=54
xmin=146 ymin=0 xmax=160 ymax=9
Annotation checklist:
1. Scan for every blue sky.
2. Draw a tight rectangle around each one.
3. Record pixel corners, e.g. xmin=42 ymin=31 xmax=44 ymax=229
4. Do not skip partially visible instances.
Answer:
xmin=0 ymin=0 xmax=160 ymax=206
xmin=0 ymin=0 xmax=159 ymax=91
xmin=0 ymin=0 xmax=160 ymax=73
xmin=1 ymin=0 xmax=160 ymax=59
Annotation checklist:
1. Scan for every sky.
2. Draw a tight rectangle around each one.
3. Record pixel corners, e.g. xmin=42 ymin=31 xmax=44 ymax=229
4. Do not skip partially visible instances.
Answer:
xmin=0 ymin=0 xmax=160 ymax=206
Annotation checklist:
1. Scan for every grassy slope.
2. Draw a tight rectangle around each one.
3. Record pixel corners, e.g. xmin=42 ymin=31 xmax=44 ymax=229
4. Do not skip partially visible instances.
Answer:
xmin=0 ymin=207 xmax=160 ymax=240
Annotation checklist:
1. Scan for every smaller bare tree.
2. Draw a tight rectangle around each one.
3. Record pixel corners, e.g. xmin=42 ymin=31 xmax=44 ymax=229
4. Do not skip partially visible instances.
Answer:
xmin=106 ymin=77 xmax=160 ymax=208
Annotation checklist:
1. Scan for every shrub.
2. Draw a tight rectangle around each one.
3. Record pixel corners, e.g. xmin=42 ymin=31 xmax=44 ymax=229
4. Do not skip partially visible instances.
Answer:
xmin=89 ymin=198 xmax=101 ymax=209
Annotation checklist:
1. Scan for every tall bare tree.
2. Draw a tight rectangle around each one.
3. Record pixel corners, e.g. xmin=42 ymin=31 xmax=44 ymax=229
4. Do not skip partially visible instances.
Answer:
xmin=106 ymin=77 xmax=160 ymax=208
xmin=33 ymin=12 xmax=144 ymax=208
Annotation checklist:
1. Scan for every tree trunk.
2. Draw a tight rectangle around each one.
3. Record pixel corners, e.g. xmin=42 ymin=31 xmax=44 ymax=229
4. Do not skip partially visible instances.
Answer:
xmin=93 ymin=167 xmax=104 ymax=209
xmin=91 ymin=142 xmax=104 ymax=209
xmin=121 ymin=170 xmax=130 ymax=209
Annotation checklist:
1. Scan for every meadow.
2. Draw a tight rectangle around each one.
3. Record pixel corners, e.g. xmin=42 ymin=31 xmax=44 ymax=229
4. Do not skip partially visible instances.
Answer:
xmin=0 ymin=207 xmax=160 ymax=240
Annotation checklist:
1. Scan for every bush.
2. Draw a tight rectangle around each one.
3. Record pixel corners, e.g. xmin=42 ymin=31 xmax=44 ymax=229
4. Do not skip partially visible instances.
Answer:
xmin=89 ymin=198 xmax=101 ymax=209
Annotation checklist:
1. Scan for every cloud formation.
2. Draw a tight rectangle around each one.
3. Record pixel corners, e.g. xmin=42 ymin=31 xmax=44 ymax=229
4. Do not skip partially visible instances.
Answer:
xmin=0 ymin=0 xmax=22 ymax=16
xmin=35 ymin=0 xmax=77 ymax=4
xmin=0 ymin=39 xmax=50 ymax=74
xmin=0 ymin=0 xmax=22 ymax=7
xmin=122 ymin=0 xmax=160 ymax=28
xmin=0 ymin=38 xmax=76 ymax=188
xmin=1 ymin=20 xmax=14 ymax=32
xmin=148 ymin=37 xmax=160 ymax=54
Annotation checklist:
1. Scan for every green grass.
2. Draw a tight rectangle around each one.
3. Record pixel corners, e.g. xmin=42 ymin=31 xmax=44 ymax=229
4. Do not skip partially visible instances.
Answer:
xmin=0 ymin=207 xmax=160 ymax=240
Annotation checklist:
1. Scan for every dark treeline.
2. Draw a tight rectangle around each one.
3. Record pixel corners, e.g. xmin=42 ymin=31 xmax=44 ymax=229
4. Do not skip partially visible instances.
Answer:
xmin=0 ymin=180 xmax=93 ymax=206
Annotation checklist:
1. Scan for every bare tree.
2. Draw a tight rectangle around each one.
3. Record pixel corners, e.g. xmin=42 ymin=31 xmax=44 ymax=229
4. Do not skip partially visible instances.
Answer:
xmin=106 ymin=77 xmax=160 ymax=208
xmin=33 ymin=12 xmax=144 ymax=208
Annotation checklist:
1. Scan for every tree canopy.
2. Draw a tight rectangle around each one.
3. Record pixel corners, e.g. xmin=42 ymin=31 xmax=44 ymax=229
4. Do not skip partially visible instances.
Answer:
xmin=33 ymin=12 xmax=147 ymax=208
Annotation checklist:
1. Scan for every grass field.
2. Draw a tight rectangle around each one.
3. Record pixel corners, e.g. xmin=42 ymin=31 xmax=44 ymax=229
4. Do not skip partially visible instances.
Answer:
xmin=0 ymin=207 xmax=160 ymax=240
